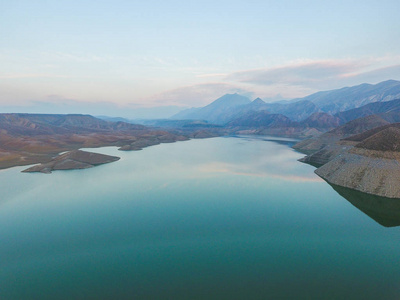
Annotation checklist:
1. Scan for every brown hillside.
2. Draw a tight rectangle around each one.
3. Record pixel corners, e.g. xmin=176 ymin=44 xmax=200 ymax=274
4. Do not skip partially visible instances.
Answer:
xmin=355 ymin=126 xmax=400 ymax=152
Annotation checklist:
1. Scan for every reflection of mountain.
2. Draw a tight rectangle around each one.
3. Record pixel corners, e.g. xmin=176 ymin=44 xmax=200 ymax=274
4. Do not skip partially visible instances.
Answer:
xmin=329 ymin=183 xmax=400 ymax=227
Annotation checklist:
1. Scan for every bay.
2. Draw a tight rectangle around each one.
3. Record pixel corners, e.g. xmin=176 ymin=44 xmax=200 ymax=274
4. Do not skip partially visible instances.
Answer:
xmin=0 ymin=136 xmax=399 ymax=299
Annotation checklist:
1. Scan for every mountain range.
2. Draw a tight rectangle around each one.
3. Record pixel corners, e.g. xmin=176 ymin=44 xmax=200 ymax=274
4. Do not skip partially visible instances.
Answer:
xmin=171 ymin=80 xmax=400 ymax=128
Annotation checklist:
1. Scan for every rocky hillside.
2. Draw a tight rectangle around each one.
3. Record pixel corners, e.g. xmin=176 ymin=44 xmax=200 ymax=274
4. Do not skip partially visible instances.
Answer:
xmin=299 ymin=122 xmax=400 ymax=198
xmin=315 ymin=146 xmax=400 ymax=198
xmin=293 ymin=114 xmax=391 ymax=155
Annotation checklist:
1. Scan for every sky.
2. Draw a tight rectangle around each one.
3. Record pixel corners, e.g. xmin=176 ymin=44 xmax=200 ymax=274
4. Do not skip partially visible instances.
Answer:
xmin=1 ymin=0 xmax=400 ymax=117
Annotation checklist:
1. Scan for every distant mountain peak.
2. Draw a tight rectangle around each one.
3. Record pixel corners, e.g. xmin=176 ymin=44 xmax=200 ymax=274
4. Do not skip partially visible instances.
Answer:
xmin=252 ymin=98 xmax=265 ymax=104
xmin=170 ymin=93 xmax=250 ymax=124
xmin=380 ymin=79 xmax=399 ymax=84
xmin=213 ymin=93 xmax=250 ymax=105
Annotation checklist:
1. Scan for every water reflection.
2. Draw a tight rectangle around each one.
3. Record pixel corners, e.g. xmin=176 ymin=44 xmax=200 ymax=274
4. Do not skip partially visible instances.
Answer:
xmin=195 ymin=136 xmax=320 ymax=182
xmin=329 ymin=183 xmax=400 ymax=227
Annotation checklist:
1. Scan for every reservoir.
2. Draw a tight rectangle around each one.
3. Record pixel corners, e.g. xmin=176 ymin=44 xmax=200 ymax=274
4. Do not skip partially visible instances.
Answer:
xmin=1 ymin=136 xmax=399 ymax=299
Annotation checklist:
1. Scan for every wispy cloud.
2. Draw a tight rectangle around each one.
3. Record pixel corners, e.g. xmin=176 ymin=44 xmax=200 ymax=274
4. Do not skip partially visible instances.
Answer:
xmin=217 ymin=57 xmax=400 ymax=101
xmin=139 ymin=57 xmax=400 ymax=106
xmin=340 ymin=64 xmax=400 ymax=82
xmin=2 ymin=51 xmax=400 ymax=108
xmin=226 ymin=59 xmax=367 ymax=88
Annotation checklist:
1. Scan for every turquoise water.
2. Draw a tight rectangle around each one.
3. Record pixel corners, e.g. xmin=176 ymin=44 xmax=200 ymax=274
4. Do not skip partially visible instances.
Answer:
xmin=1 ymin=136 xmax=399 ymax=299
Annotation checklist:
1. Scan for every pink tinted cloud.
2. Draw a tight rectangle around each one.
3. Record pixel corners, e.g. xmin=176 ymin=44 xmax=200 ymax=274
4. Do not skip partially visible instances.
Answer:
xmin=226 ymin=59 xmax=368 ymax=88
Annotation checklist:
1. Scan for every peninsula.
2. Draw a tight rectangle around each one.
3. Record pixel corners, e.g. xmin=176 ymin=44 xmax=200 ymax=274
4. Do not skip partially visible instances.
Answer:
xmin=22 ymin=150 xmax=120 ymax=173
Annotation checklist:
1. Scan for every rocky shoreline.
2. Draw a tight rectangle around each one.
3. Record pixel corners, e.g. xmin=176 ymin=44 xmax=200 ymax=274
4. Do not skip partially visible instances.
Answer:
xmin=296 ymin=123 xmax=400 ymax=198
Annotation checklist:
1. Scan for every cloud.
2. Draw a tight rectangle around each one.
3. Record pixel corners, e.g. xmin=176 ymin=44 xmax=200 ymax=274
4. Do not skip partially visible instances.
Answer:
xmin=140 ymin=58 xmax=400 ymax=106
xmin=2 ymin=51 xmax=400 ymax=109
xmin=226 ymin=59 xmax=367 ymax=88
xmin=220 ymin=58 xmax=400 ymax=100
xmin=341 ymin=64 xmax=400 ymax=83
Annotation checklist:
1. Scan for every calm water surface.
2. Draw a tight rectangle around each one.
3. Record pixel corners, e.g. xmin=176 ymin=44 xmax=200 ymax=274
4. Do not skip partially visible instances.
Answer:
xmin=1 ymin=136 xmax=399 ymax=299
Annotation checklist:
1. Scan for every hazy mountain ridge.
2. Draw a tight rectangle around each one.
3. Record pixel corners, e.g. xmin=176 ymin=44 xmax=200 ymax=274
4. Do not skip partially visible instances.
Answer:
xmin=262 ymin=100 xmax=319 ymax=121
xmin=297 ymin=80 xmax=400 ymax=114
xmin=0 ymin=113 xmax=146 ymax=136
xmin=335 ymin=98 xmax=400 ymax=123
xmin=171 ymin=93 xmax=252 ymax=124
xmin=227 ymin=111 xmax=293 ymax=128
xmin=171 ymin=80 xmax=400 ymax=131
xmin=228 ymin=111 xmax=340 ymax=130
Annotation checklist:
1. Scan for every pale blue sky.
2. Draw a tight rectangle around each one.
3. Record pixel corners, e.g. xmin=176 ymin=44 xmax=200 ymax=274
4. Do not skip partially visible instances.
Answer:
xmin=1 ymin=0 xmax=400 ymax=111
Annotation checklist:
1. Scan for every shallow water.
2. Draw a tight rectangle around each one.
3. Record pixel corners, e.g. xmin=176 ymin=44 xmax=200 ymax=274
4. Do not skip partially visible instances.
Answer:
xmin=1 ymin=136 xmax=399 ymax=299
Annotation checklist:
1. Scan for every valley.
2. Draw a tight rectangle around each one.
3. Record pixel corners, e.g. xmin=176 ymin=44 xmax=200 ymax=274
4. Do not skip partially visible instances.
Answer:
xmin=3 ymin=80 xmax=400 ymax=196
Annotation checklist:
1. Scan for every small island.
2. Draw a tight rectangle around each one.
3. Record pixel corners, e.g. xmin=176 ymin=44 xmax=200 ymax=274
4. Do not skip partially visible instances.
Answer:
xmin=22 ymin=150 xmax=120 ymax=174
